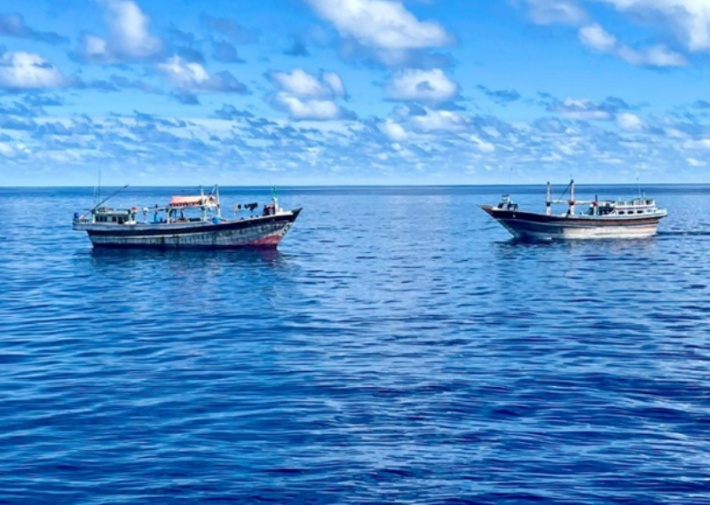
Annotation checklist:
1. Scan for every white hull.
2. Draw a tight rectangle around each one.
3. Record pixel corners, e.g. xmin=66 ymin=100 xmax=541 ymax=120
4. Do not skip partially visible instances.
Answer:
xmin=481 ymin=181 xmax=667 ymax=242
xmin=481 ymin=205 xmax=666 ymax=241
xmin=499 ymin=221 xmax=660 ymax=241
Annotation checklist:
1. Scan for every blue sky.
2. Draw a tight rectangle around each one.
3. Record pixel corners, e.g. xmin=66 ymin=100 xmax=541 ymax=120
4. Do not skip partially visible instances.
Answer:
xmin=1 ymin=0 xmax=710 ymax=185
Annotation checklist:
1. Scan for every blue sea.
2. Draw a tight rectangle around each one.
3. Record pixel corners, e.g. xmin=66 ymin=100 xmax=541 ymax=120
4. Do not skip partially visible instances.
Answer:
xmin=1 ymin=184 xmax=710 ymax=504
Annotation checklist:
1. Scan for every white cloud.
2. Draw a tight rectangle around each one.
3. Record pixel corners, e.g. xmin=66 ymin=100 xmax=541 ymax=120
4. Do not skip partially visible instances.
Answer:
xmin=552 ymin=98 xmax=612 ymax=120
xmin=686 ymin=138 xmax=710 ymax=149
xmin=379 ymin=119 xmax=409 ymax=141
xmin=273 ymin=94 xmax=341 ymax=121
xmin=579 ymin=23 xmax=616 ymax=51
xmin=157 ymin=56 xmax=247 ymax=95
xmin=0 ymin=142 xmax=15 ymax=156
xmin=470 ymin=135 xmax=496 ymax=153
xmin=304 ymin=0 xmax=452 ymax=63
xmin=104 ymin=0 xmax=161 ymax=57
xmin=521 ymin=0 xmax=587 ymax=25
xmin=599 ymin=0 xmax=710 ymax=51
xmin=269 ymin=68 xmax=349 ymax=121
xmin=664 ymin=127 xmax=686 ymax=138
xmin=3 ymin=100 xmax=709 ymax=184
xmin=521 ymin=1 xmax=688 ymax=67
xmin=0 ymin=141 xmax=30 ymax=158
xmin=617 ymin=112 xmax=644 ymax=131
xmin=617 ymin=44 xmax=687 ymax=66
xmin=159 ymin=56 xmax=210 ymax=89
xmin=687 ymin=157 xmax=706 ymax=167
xmin=270 ymin=68 xmax=345 ymax=99
xmin=79 ymin=36 xmax=112 ymax=64
xmin=483 ymin=126 xmax=501 ymax=138
xmin=382 ymin=105 xmax=467 ymax=136
xmin=410 ymin=107 xmax=466 ymax=132
xmin=579 ymin=22 xmax=686 ymax=66
xmin=79 ymin=0 xmax=162 ymax=63
xmin=386 ymin=68 xmax=458 ymax=103
xmin=0 ymin=52 xmax=67 ymax=90
xmin=322 ymin=72 xmax=345 ymax=97
xmin=81 ymin=35 xmax=110 ymax=61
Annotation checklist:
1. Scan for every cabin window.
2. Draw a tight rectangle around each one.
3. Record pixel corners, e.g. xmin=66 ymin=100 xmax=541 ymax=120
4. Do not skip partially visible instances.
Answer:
xmin=637 ymin=210 xmax=643 ymax=214
xmin=619 ymin=211 xmax=625 ymax=215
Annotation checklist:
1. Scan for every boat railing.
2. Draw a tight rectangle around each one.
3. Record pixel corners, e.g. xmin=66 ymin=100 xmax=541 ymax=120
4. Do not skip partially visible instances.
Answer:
xmin=496 ymin=194 xmax=518 ymax=210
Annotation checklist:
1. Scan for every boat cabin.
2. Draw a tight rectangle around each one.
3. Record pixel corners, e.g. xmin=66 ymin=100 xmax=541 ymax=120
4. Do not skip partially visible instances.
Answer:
xmin=586 ymin=197 xmax=659 ymax=217
xmin=72 ymin=185 xmax=288 ymax=230
xmin=92 ymin=207 xmax=137 ymax=225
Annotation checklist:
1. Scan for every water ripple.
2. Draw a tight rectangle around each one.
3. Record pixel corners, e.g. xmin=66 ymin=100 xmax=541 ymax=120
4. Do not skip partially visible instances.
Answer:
xmin=1 ymin=186 xmax=710 ymax=504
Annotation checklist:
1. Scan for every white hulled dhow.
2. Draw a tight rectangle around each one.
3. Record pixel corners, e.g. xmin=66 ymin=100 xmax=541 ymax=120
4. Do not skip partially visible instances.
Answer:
xmin=480 ymin=180 xmax=667 ymax=241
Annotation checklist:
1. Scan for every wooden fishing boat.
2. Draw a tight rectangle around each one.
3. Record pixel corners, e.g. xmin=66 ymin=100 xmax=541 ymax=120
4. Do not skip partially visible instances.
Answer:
xmin=73 ymin=186 xmax=301 ymax=249
xmin=480 ymin=180 xmax=667 ymax=240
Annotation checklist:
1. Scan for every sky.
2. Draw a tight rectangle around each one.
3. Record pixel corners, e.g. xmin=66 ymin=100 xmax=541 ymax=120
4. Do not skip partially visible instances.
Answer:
xmin=1 ymin=0 xmax=710 ymax=186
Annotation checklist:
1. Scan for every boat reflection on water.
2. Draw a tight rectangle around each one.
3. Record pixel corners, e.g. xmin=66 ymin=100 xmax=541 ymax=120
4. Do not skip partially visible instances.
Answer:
xmin=81 ymin=247 xmax=294 ymax=316
xmin=493 ymin=234 xmax=659 ymax=262
xmin=86 ymin=246 xmax=288 ymax=270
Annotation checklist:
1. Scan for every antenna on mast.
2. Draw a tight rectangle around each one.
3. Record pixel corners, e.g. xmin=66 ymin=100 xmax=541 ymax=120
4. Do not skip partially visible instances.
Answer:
xmin=93 ymin=167 xmax=102 ymax=207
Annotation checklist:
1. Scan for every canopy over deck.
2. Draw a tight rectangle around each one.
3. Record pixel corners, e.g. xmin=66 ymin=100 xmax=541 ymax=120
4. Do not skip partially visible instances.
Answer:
xmin=169 ymin=195 xmax=218 ymax=208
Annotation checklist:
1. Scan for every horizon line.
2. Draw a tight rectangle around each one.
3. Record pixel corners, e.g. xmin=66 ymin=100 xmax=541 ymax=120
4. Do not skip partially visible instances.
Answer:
xmin=1 ymin=182 xmax=709 ymax=189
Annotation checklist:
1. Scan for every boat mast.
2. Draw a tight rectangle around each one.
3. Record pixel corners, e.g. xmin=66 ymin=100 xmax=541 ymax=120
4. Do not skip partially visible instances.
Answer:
xmin=569 ymin=179 xmax=575 ymax=216
xmin=546 ymin=182 xmax=551 ymax=215
xmin=91 ymin=184 xmax=128 ymax=212
xmin=200 ymin=186 xmax=206 ymax=222
xmin=93 ymin=167 xmax=101 ymax=208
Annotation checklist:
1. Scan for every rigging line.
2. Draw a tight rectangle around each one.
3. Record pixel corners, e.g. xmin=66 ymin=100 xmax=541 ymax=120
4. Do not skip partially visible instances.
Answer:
xmin=555 ymin=180 xmax=571 ymax=201
xmin=91 ymin=184 xmax=129 ymax=212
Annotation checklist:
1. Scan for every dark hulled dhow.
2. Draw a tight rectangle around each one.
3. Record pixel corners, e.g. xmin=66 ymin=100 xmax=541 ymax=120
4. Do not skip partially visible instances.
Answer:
xmin=73 ymin=186 xmax=301 ymax=249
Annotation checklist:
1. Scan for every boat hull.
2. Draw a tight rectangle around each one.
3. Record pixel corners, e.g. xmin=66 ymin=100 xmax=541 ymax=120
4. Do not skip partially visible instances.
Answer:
xmin=480 ymin=206 xmax=664 ymax=241
xmin=76 ymin=209 xmax=301 ymax=249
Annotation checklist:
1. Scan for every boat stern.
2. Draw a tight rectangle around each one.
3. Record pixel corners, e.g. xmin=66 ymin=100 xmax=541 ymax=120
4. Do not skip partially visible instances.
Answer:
xmin=72 ymin=213 xmax=92 ymax=231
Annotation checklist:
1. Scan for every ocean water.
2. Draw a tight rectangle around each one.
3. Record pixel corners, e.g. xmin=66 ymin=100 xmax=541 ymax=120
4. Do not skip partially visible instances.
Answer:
xmin=1 ymin=184 xmax=710 ymax=504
